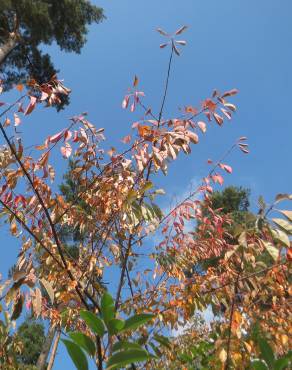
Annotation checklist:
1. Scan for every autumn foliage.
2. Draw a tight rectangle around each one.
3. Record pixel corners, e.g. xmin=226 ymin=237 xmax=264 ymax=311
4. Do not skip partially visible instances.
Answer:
xmin=0 ymin=26 xmax=291 ymax=370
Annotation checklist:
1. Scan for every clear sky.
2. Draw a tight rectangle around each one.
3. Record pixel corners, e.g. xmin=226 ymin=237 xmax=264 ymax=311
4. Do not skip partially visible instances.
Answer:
xmin=1 ymin=0 xmax=292 ymax=368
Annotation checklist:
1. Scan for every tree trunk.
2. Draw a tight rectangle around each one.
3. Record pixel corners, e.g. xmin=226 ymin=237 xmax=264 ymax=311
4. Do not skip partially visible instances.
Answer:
xmin=0 ymin=33 xmax=18 ymax=65
xmin=36 ymin=323 xmax=56 ymax=370
xmin=47 ymin=327 xmax=61 ymax=370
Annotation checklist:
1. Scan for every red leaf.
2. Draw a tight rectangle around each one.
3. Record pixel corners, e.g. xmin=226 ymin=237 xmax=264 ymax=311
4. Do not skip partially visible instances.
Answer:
xmin=160 ymin=43 xmax=168 ymax=49
xmin=24 ymin=96 xmax=37 ymax=115
xmin=213 ymin=112 xmax=224 ymax=126
xmin=64 ymin=130 xmax=72 ymax=142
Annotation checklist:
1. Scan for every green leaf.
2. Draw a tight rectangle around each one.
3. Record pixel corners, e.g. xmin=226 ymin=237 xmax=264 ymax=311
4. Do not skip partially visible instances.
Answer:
xmin=149 ymin=342 xmax=162 ymax=357
xmin=121 ymin=313 xmax=155 ymax=332
xmin=153 ymin=334 xmax=171 ymax=349
xmin=258 ymin=338 xmax=274 ymax=368
xmin=68 ymin=332 xmax=96 ymax=357
xmin=112 ymin=341 xmax=144 ymax=353
xmin=251 ymin=360 xmax=268 ymax=370
xmin=107 ymin=318 xmax=125 ymax=335
xmin=106 ymin=349 xmax=150 ymax=369
xmin=141 ymin=181 xmax=153 ymax=193
xmin=62 ymin=339 xmax=88 ymax=370
xmin=263 ymin=241 xmax=279 ymax=261
xmin=80 ymin=310 xmax=105 ymax=337
xmin=274 ymin=357 xmax=290 ymax=370
xmin=40 ymin=278 xmax=54 ymax=304
xmin=101 ymin=292 xmax=115 ymax=323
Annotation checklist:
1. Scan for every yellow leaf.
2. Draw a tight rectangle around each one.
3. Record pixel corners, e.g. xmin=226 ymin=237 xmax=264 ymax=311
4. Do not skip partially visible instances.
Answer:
xmin=219 ymin=348 xmax=227 ymax=363
xmin=281 ymin=334 xmax=289 ymax=345
xmin=280 ymin=210 xmax=292 ymax=222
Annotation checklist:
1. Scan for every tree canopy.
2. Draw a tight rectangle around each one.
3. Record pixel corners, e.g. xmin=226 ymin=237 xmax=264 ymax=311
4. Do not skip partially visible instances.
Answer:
xmin=0 ymin=22 xmax=291 ymax=370
xmin=0 ymin=0 xmax=104 ymax=103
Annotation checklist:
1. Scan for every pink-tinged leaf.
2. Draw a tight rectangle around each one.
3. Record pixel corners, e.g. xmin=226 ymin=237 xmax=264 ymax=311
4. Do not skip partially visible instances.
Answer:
xmin=24 ymin=96 xmax=37 ymax=115
xmin=224 ymin=103 xmax=236 ymax=112
xmin=14 ymin=113 xmax=21 ymax=126
xmin=0 ymin=102 xmax=5 ymax=107
xmin=48 ymin=165 xmax=55 ymax=182
xmin=188 ymin=131 xmax=199 ymax=144
xmin=40 ymin=91 xmax=49 ymax=101
xmin=213 ymin=112 xmax=224 ymax=126
xmin=212 ymin=174 xmax=224 ymax=185
xmin=222 ymin=88 xmax=239 ymax=98
xmin=35 ymin=139 xmax=48 ymax=150
xmin=64 ymin=130 xmax=72 ymax=142
xmin=207 ymin=159 xmax=213 ymax=164
xmin=157 ymin=28 xmax=168 ymax=36
xmin=175 ymin=40 xmax=187 ymax=46
xmin=212 ymin=89 xmax=220 ymax=98
xmin=121 ymin=135 xmax=131 ymax=144
xmin=133 ymin=75 xmax=139 ymax=87
xmin=206 ymin=185 xmax=213 ymax=193
xmin=197 ymin=121 xmax=207 ymax=133
xmin=18 ymin=103 xmax=24 ymax=113
xmin=130 ymin=102 xmax=135 ymax=112
xmin=60 ymin=142 xmax=72 ymax=159
xmin=220 ymin=163 xmax=233 ymax=174
xmin=132 ymin=121 xmax=139 ymax=129
xmin=175 ymin=25 xmax=188 ymax=35
xmin=173 ymin=43 xmax=180 ymax=56
xmin=239 ymin=144 xmax=249 ymax=154
xmin=204 ymin=111 xmax=212 ymax=121
xmin=72 ymin=131 xmax=79 ymax=142
xmin=220 ymin=108 xmax=232 ymax=120
xmin=122 ymin=95 xmax=130 ymax=109
xmin=49 ymin=130 xmax=64 ymax=143
xmin=4 ymin=117 xmax=11 ymax=127
xmin=39 ymin=151 xmax=50 ymax=167
xmin=238 ymin=136 xmax=247 ymax=141
xmin=160 ymin=43 xmax=169 ymax=49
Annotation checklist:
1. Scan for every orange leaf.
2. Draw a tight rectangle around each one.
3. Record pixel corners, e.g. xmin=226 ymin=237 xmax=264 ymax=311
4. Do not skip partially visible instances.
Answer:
xmin=16 ymin=84 xmax=24 ymax=92
xmin=133 ymin=75 xmax=139 ymax=87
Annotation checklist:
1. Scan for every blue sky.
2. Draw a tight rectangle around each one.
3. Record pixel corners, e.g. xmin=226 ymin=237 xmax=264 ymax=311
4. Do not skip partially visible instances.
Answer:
xmin=0 ymin=0 xmax=292 ymax=368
